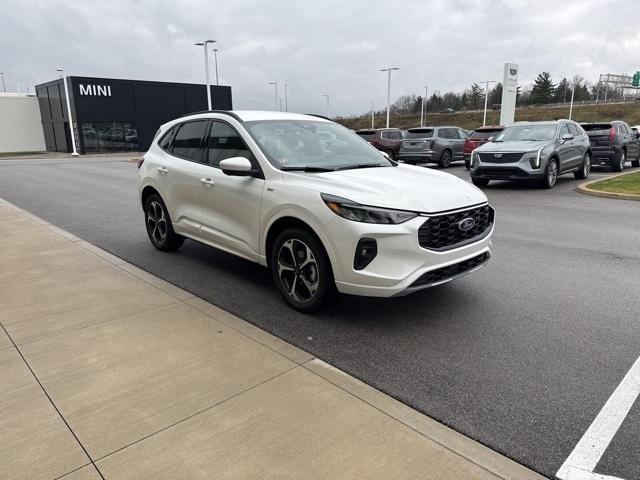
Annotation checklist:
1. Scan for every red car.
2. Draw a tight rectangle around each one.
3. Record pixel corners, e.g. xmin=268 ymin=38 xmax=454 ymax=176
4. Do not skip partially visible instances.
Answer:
xmin=463 ymin=126 xmax=505 ymax=169
xmin=355 ymin=128 xmax=403 ymax=159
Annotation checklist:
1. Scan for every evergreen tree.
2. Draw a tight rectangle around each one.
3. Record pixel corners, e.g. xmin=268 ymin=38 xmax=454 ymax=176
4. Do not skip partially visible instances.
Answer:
xmin=468 ymin=83 xmax=484 ymax=109
xmin=530 ymin=72 xmax=556 ymax=104
xmin=488 ymin=83 xmax=502 ymax=105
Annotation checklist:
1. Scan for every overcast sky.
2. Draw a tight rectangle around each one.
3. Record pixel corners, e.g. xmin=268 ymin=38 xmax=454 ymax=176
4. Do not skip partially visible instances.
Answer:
xmin=1 ymin=0 xmax=639 ymax=116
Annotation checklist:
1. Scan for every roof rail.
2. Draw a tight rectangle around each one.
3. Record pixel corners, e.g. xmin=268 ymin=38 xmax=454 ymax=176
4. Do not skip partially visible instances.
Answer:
xmin=178 ymin=110 xmax=243 ymax=122
xmin=304 ymin=113 xmax=332 ymax=121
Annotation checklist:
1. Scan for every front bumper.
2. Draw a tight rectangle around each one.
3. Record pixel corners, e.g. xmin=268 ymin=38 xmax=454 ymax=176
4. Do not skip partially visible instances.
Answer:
xmin=328 ymin=209 xmax=494 ymax=297
xmin=470 ymin=153 xmax=545 ymax=180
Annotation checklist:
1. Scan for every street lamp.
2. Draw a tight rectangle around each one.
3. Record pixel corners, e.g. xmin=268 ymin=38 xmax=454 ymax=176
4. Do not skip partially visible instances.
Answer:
xmin=370 ymin=100 xmax=375 ymax=129
xmin=284 ymin=83 xmax=288 ymax=112
xmin=478 ymin=80 xmax=497 ymax=126
xmin=56 ymin=69 xmax=79 ymax=157
xmin=0 ymin=72 xmax=5 ymax=93
xmin=321 ymin=94 xmax=332 ymax=117
xmin=194 ymin=39 xmax=216 ymax=110
xmin=268 ymin=81 xmax=278 ymax=110
xmin=569 ymin=79 xmax=576 ymax=120
xmin=421 ymin=86 xmax=428 ymax=127
xmin=211 ymin=48 xmax=219 ymax=86
xmin=380 ymin=67 xmax=399 ymax=128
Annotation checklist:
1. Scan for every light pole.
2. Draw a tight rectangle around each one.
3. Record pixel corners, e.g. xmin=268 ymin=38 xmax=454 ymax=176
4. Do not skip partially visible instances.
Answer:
xmin=0 ymin=72 xmax=5 ymax=93
xmin=194 ymin=39 xmax=216 ymax=110
xmin=479 ymin=80 xmax=497 ymax=126
xmin=284 ymin=83 xmax=288 ymax=112
xmin=370 ymin=100 xmax=375 ymax=129
xmin=569 ymin=80 xmax=576 ymax=120
xmin=212 ymin=48 xmax=219 ymax=86
xmin=380 ymin=67 xmax=399 ymax=128
xmin=322 ymin=94 xmax=331 ymax=117
xmin=56 ymin=69 xmax=79 ymax=157
xmin=268 ymin=81 xmax=278 ymax=110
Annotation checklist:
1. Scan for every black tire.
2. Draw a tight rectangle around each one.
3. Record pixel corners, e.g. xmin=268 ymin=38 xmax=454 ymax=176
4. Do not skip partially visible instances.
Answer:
xmin=387 ymin=149 xmax=396 ymax=161
xmin=632 ymin=157 xmax=640 ymax=168
xmin=612 ymin=149 xmax=626 ymax=172
xmin=539 ymin=158 xmax=559 ymax=189
xmin=471 ymin=178 xmax=489 ymax=187
xmin=574 ymin=152 xmax=591 ymax=180
xmin=464 ymin=158 xmax=471 ymax=170
xmin=270 ymin=227 xmax=335 ymax=313
xmin=438 ymin=149 xmax=452 ymax=168
xmin=144 ymin=194 xmax=185 ymax=251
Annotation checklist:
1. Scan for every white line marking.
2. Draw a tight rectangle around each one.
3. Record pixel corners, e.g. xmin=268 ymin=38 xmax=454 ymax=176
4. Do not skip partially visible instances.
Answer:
xmin=557 ymin=355 xmax=640 ymax=480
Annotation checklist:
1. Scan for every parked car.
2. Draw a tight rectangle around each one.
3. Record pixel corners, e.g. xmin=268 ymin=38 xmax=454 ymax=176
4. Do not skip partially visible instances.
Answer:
xmin=398 ymin=126 xmax=469 ymax=168
xmin=470 ymin=120 xmax=592 ymax=189
xmin=440 ymin=108 xmax=456 ymax=114
xmin=463 ymin=126 xmax=505 ymax=169
xmin=139 ymin=111 xmax=494 ymax=312
xmin=580 ymin=121 xmax=640 ymax=170
xmin=354 ymin=128 xmax=403 ymax=159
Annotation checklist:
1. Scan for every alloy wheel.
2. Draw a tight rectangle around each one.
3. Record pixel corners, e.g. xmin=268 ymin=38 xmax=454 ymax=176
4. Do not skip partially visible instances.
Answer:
xmin=277 ymin=238 xmax=319 ymax=302
xmin=584 ymin=155 xmax=591 ymax=177
xmin=147 ymin=200 xmax=167 ymax=244
xmin=548 ymin=161 xmax=558 ymax=186
xmin=620 ymin=151 xmax=626 ymax=170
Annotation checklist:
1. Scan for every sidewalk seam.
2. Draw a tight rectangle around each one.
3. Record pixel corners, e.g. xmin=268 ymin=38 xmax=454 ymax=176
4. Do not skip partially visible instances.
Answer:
xmin=0 ymin=323 xmax=106 ymax=480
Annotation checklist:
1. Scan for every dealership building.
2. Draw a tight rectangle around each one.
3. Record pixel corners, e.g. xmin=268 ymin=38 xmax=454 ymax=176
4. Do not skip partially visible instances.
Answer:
xmin=29 ymin=76 xmax=232 ymax=154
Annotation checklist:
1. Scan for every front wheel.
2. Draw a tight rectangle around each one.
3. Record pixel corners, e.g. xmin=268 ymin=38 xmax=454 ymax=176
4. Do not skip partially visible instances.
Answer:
xmin=612 ymin=150 xmax=626 ymax=172
xmin=438 ymin=149 xmax=452 ymax=168
xmin=574 ymin=152 xmax=591 ymax=180
xmin=271 ymin=228 xmax=335 ymax=313
xmin=539 ymin=159 xmax=559 ymax=189
xmin=144 ymin=194 xmax=185 ymax=251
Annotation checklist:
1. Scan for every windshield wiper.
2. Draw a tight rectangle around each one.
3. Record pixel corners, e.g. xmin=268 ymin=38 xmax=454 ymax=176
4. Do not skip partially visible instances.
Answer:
xmin=280 ymin=166 xmax=336 ymax=172
xmin=335 ymin=163 xmax=387 ymax=171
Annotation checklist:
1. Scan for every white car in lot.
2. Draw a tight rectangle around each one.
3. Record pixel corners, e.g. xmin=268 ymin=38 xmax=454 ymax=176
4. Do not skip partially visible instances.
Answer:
xmin=138 ymin=111 xmax=494 ymax=311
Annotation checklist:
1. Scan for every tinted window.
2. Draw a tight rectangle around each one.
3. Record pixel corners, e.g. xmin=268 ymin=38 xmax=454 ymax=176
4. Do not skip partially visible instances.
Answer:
xmin=355 ymin=130 xmax=376 ymax=141
xmin=171 ymin=121 xmax=208 ymax=162
xmin=406 ymin=129 xmax=434 ymax=139
xmin=392 ymin=131 xmax=402 ymax=140
xmin=380 ymin=131 xmax=391 ymax=139
xmin=448 ymin=128 xmax=460 ymax=139
xmin=158 ymin=127 xmax=175 ymax=151
xmin=207 ymin=121 xmax=253 ymax=167
xmin=568 ymin=124 xmax=579 ymax=136
xmin=436 ymin=129 xmax=448 ymax=138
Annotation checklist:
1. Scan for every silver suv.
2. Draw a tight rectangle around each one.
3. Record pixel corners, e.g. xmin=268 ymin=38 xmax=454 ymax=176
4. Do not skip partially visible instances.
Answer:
xmin=399 ymin=126 xmax=468 ymax=168
xmin=470 ymin=120 xmax=592 ymax=189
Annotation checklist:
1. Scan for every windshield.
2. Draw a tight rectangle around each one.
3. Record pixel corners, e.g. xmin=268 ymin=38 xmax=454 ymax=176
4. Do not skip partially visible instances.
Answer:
xmin=494 ymin=124 xmax=557 ymax=142
xmin=405 ymin=129 xmax=434 ymax=139
xmin=245 ymin=120 xmax=393 ymax=170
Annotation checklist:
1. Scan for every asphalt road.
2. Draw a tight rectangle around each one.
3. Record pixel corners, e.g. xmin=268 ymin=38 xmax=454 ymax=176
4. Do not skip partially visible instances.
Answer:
xmin=1 ymin=155 xmax=639 ymax=479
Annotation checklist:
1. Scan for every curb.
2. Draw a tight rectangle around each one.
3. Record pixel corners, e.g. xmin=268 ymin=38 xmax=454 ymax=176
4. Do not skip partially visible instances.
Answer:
xmin=0 ymin=197 xmax=545 ymax=480
xmin=576 ymin=169 xmax=640 ymax=201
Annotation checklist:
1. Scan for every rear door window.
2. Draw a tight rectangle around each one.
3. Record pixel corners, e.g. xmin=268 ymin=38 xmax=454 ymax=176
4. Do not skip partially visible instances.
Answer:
xmin=436 ymin=129 xmax=448 ymax=138
xmin=171 ymin=120 xmax=209 ymax=162
xmin=447 ymin=128 xmax=460 ymax=139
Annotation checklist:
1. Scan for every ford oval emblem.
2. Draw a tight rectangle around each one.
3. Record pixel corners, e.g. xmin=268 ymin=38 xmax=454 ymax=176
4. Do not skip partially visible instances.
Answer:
xmin=494 ymin=153 xmax=502 ymax=158
xmin=458 ymin=217 xmax=476 ymax=232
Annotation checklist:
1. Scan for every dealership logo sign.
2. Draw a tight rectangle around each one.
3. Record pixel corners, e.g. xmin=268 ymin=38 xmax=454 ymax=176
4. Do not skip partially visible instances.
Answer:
xmin=79 ymin=84 xmax=112 ymax=96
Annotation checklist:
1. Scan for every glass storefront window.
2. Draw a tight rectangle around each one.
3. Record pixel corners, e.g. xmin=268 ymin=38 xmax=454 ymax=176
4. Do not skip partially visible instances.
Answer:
xmin=81 ymin=121 xmax=138 ymax=153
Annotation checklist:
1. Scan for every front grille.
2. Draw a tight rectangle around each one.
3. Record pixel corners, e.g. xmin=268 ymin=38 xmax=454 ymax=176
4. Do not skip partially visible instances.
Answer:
xmin=418 ymin=205 xmax=493 ymax=251
xmin=410 ymin=252 xmax=489 ymax=288
xmin=479 ymin=152 xmax=524 ymax=163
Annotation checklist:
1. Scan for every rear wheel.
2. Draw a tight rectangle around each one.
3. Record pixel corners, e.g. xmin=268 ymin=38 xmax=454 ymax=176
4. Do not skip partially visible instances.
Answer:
xmin=539 ymin=158 xmax=559 ymax=189
xmin=574 ymin=152 xmax=591 ymax=180
xmin=270 ymin=228 xmax=334 ymax=313
xmin=612 ymin=149 xmax=626 ymax=172
xmin=438 ymin=149 xmax=452 ymax=168
xmin=472 ymin=178 xmax=489 ymax=187
xmin=632 ymin=155 xmax=640 ymax=168
xmin=144 ymin=194 xmax=185 ymax=251
xmin=464 ymin=158 xmax=471 ymax=170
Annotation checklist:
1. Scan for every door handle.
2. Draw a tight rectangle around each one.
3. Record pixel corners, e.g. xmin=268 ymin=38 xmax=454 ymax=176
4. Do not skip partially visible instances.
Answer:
xmin=158 ymin=167 xmax=168 ymax=175
xmin=200 ymin=178 xmax=215 ymax=187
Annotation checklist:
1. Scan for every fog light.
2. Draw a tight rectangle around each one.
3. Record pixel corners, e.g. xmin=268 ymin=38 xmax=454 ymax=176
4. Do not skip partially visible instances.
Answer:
xmin=354 ymin=238 xmax=377 ymax=270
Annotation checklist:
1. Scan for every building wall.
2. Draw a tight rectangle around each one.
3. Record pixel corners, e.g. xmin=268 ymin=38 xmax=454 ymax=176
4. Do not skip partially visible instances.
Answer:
xmin=35 ymin=80 xmax=72 ymax=153
xmin=0 ymin=94 xmax=46 ymax=153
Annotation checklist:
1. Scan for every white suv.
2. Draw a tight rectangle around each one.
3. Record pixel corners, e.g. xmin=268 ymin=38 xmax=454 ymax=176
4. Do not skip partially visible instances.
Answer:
xmin=138 ymin=111 xmax=494 ymax=311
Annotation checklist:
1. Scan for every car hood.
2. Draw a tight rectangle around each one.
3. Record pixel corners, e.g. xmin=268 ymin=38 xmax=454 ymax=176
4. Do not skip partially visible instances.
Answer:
xmin=478 ymin=140 xmax=549 ymax=152
xmin=282 ymin=164 xmax=486 ymax=213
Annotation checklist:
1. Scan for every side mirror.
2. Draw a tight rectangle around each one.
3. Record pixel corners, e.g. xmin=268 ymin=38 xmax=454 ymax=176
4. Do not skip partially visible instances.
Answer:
xmin=219 ymin=157 xmax=256 ymax=177
xmin=488 ymin=136 xmax=494 ymax=142
xmin=560 ymin=133 xmax=574 ymax=143
xmin=381 ymin=151 xmax=390 ymax=159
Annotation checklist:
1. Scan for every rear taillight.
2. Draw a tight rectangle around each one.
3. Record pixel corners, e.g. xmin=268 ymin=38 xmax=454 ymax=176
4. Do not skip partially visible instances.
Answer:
xmin=609 ymin=127 xmax=615 ymax=141
xmin=137 ymin=156 xmax=145 ymax=169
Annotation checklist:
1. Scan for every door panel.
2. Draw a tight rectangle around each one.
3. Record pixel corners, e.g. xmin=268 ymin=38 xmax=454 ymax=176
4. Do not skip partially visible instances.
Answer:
xmin=199 ymin=121 xmax=264 ymax=260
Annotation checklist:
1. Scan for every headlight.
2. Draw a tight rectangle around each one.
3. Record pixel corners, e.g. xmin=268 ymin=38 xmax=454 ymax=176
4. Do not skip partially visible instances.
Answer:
xmin=321 ymin=194 xmax=417 ymax=224
xmin=472 ymin=150 xmax=480 ymax=167
xmin=523 ymin=149 xmax=543 ymax=169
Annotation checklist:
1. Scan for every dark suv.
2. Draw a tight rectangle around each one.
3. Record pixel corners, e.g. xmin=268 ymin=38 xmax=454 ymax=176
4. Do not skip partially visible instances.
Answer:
xmin=580 ymin=121 xmax=640 ymax=171
xmin=398 ymin=126 xmax=468 ymax=168
xmin=355 ymin=128 xmax=403 ymax=159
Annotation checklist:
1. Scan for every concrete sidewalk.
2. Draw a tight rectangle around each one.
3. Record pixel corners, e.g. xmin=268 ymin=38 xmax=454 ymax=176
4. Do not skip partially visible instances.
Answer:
xmin=0 ymin=199 xmax=544 ymax=480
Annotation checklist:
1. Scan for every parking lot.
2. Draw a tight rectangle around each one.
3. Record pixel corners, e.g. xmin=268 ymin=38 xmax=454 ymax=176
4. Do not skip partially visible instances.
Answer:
xmin=0 ymin=155 xmax=638 ymax=479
